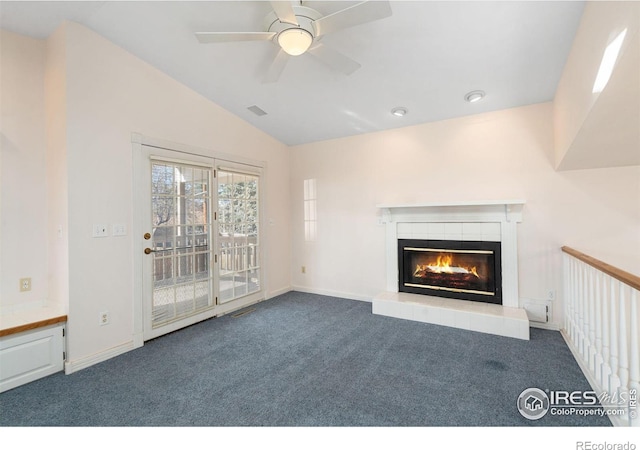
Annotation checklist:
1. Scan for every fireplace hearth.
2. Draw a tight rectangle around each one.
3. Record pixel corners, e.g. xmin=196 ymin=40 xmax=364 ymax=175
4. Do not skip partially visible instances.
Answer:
xmin=398 ymin=239 xmax=502 ymax=305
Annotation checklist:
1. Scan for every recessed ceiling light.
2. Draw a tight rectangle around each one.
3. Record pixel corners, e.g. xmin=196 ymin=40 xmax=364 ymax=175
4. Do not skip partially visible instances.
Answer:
xmin=464 ymin=90 xmax=485 ymax=103
xmin=391 ymin=107 xmax=408 ymax=117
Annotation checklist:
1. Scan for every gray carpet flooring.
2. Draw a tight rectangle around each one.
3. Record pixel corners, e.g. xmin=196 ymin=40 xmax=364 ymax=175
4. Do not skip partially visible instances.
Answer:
xmin=0 ymin=291 xmax=611 ymax=426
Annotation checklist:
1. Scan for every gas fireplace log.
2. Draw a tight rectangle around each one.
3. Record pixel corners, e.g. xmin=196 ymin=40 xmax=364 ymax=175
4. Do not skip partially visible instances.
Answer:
xmin=413 ymin=272 xmax=486 ymax=290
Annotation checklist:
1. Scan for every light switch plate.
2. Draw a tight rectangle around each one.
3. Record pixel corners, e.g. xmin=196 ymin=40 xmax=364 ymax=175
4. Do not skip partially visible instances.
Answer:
xmin=112 ymin=224 xmax=126 ymax=236
xmin=92 ymin=224 xmax=108 ymax=237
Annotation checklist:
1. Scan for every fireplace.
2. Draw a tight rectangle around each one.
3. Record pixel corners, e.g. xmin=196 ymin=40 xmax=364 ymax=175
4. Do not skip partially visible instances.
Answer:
xmin=398 ymin=239 xmax=502 ymax=305
xmin=374 ymin=201 xmax=528 ymax=340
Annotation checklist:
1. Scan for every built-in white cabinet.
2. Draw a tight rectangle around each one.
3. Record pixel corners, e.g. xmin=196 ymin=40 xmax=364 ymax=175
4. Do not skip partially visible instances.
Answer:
xmin=0 ymin=324 xmax=65 ymax=393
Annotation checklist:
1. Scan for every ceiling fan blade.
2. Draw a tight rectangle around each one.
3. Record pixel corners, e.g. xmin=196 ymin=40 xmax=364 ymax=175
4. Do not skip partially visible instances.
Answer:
xmin=271 ymin=1 xmax=299 ymax=26
xmin=262 ymin=48 xmax=290 ymax=84
xmin=195 ymin=32 xmax=276 ymax=44
xmin=307 ymin=43 xmax=361 ymax=76
xmin=312 ymin=1 xmax=392 ymax=37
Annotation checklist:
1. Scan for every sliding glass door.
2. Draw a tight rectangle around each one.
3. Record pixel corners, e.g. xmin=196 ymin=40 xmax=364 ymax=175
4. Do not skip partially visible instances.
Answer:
xmin=217 ymin=167 xmax=261 ymax=303
xmin=139 ymin=145 xmax=263 ymax=341
xmin=149 ymin=160 xmax=214 ymax=327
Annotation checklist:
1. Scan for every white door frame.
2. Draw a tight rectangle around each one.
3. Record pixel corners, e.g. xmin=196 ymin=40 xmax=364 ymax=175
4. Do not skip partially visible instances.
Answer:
xmin=132 ymin=133 xmax=267 ymax=344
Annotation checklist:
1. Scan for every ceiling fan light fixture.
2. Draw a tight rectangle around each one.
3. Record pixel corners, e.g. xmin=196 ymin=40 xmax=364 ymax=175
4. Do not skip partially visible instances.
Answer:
xmin=464 ymin=90 xmax=485 ymax=103
xmin=277 ymin=28 xmax=313 ymax=56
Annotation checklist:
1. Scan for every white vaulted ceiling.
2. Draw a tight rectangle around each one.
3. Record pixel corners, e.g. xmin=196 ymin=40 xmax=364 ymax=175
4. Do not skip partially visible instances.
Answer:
xmin=0 ymin=1 xmax=586 ymax=146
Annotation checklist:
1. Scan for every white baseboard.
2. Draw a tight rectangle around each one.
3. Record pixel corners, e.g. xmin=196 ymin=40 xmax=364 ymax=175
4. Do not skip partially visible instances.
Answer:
xmin=132 ymin=332 xmax=144 ymax=349
xmin=266 ymin=286 xmax=291 ymax=299
xmin=64 ymin=288 xmax=291 ymax=375
xmin=64 ymin=340 xmax=136 ymax=374
xmin=290 ymin=285 xmax=372 ymax=302
xmin=530 ymin=321 xmax=561 ymax=331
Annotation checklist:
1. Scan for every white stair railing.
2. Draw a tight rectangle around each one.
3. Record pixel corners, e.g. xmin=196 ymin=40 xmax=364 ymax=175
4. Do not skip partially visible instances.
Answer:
xmin=562 ymin=246 xmax=639 ymax=427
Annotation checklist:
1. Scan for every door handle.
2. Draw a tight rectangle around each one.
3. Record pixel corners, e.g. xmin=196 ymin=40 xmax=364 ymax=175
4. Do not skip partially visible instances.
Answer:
xmin=144 ymin=232 xmax=154 ymax=254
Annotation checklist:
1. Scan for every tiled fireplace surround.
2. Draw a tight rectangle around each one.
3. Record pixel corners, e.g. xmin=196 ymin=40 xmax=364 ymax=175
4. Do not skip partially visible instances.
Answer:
xmin=372 ymin=201 xmax=530 ymax=340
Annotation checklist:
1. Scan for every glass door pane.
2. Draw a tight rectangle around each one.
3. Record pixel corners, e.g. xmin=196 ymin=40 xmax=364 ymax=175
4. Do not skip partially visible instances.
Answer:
xmin=217 ymin=169 xmax=260 ymax=303
xmin=151 ymin=161 xmax=214 ymax=327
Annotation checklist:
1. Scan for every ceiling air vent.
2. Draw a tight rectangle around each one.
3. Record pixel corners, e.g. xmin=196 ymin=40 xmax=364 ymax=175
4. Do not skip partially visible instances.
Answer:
xmin=247 ymin=105 xmax=267 ymax=116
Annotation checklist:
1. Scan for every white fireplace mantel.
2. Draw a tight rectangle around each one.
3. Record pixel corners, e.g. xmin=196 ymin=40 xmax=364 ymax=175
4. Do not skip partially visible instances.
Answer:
xmin=377 ymin=200 xmax=525 ymax=224
xmin=373 ymin=200 xmax=529 ymax=339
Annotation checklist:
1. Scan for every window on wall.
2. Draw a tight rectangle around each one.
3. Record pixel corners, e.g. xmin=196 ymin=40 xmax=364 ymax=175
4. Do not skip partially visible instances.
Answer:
xmin=217 ymin=167 xmax=261 ymax=303
xmin=304 ymin=178 xmax=317 ymax=242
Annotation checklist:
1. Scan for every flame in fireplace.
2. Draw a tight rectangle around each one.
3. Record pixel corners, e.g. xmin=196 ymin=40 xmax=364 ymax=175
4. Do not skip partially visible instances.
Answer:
xmin=414 ymin=253 xmax=480 ymax=278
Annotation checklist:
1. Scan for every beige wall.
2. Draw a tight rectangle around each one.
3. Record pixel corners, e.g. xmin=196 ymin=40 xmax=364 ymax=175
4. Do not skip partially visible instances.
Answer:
xmin=290 ymin=102 xmax=640 ymax=326
xmin=59 ymin=22 xmax=291 ymax=363
xmin=1 ymin=22 xmax=292 ymax=369
xmin=0 ymin=30 xmax=48 ymax=309
xmin=2 ymin=7 xmax=638 ymax=367
xmin=554 ymin=1 xmax=639 ymax=169
xmin=45 ymin=24 xmax=70 ymax=312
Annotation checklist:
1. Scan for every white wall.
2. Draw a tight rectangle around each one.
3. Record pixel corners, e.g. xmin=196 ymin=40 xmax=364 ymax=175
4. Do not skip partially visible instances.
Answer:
xmin=0 ymin=30 xmax=48 ymax=310
xmin=290 ymin=102 xmax=640 ymax=327
xmin=554 ymin=1 xmax=639 ymax=169
xmin=45 ymin=24 xmax=70 ymax=312
xmin=51 ymin=22 xmax=291 ymax=365
xmin=2 ymin=8 xmax=638 ymax=369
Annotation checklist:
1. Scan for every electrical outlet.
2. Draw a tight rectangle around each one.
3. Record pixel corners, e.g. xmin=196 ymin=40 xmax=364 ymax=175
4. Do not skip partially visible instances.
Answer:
xmin=20 ymin=277 xmax=31 ymax=292
xmin=99 ymin=311 xmax=110 ymax=326
xmin=301 ymin=266 xmax=306 ymax=274
xmin=547 ymin=290 xmax=556 ymax=300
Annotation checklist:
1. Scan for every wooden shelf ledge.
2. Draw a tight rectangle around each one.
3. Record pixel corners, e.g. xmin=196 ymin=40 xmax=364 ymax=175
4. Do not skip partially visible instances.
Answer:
xmin=0 ymin=315 xmax=67 ymax=338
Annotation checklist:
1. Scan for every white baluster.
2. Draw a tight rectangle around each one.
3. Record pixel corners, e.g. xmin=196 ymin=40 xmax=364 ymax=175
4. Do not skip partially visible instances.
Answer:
xmin=562 ymin=254 xmax=571 ymax=330
xmin=628 ymin=288 xmax=639 ymax=427
xmin=564 ymin=255 xmax=571 ymax=336
xmin=567 ymin=256 xmax=576 ymax=343
xmin=579 ymin=264 xmax=588 ymax=362
xmin=601 ymin=275 xmax=612 ymax=392
xmin=571 ymin=258 xmax=578 ymax=344
xmin=594 ymin=271 xmax=604 ymax=386
xmin=618 ymin=283 xmax=629 ymax=393
xmin=588 ymin=266 xmax=597 ymax=371
xmin=610 ymin=279 xmax=621 ymax=394
xmin=574 ymin=264 xmax=582 ymax=355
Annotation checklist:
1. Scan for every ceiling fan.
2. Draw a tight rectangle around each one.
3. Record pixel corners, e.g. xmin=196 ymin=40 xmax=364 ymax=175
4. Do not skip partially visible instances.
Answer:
xmin=194 ymin=1 xmax=392 ymax=83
